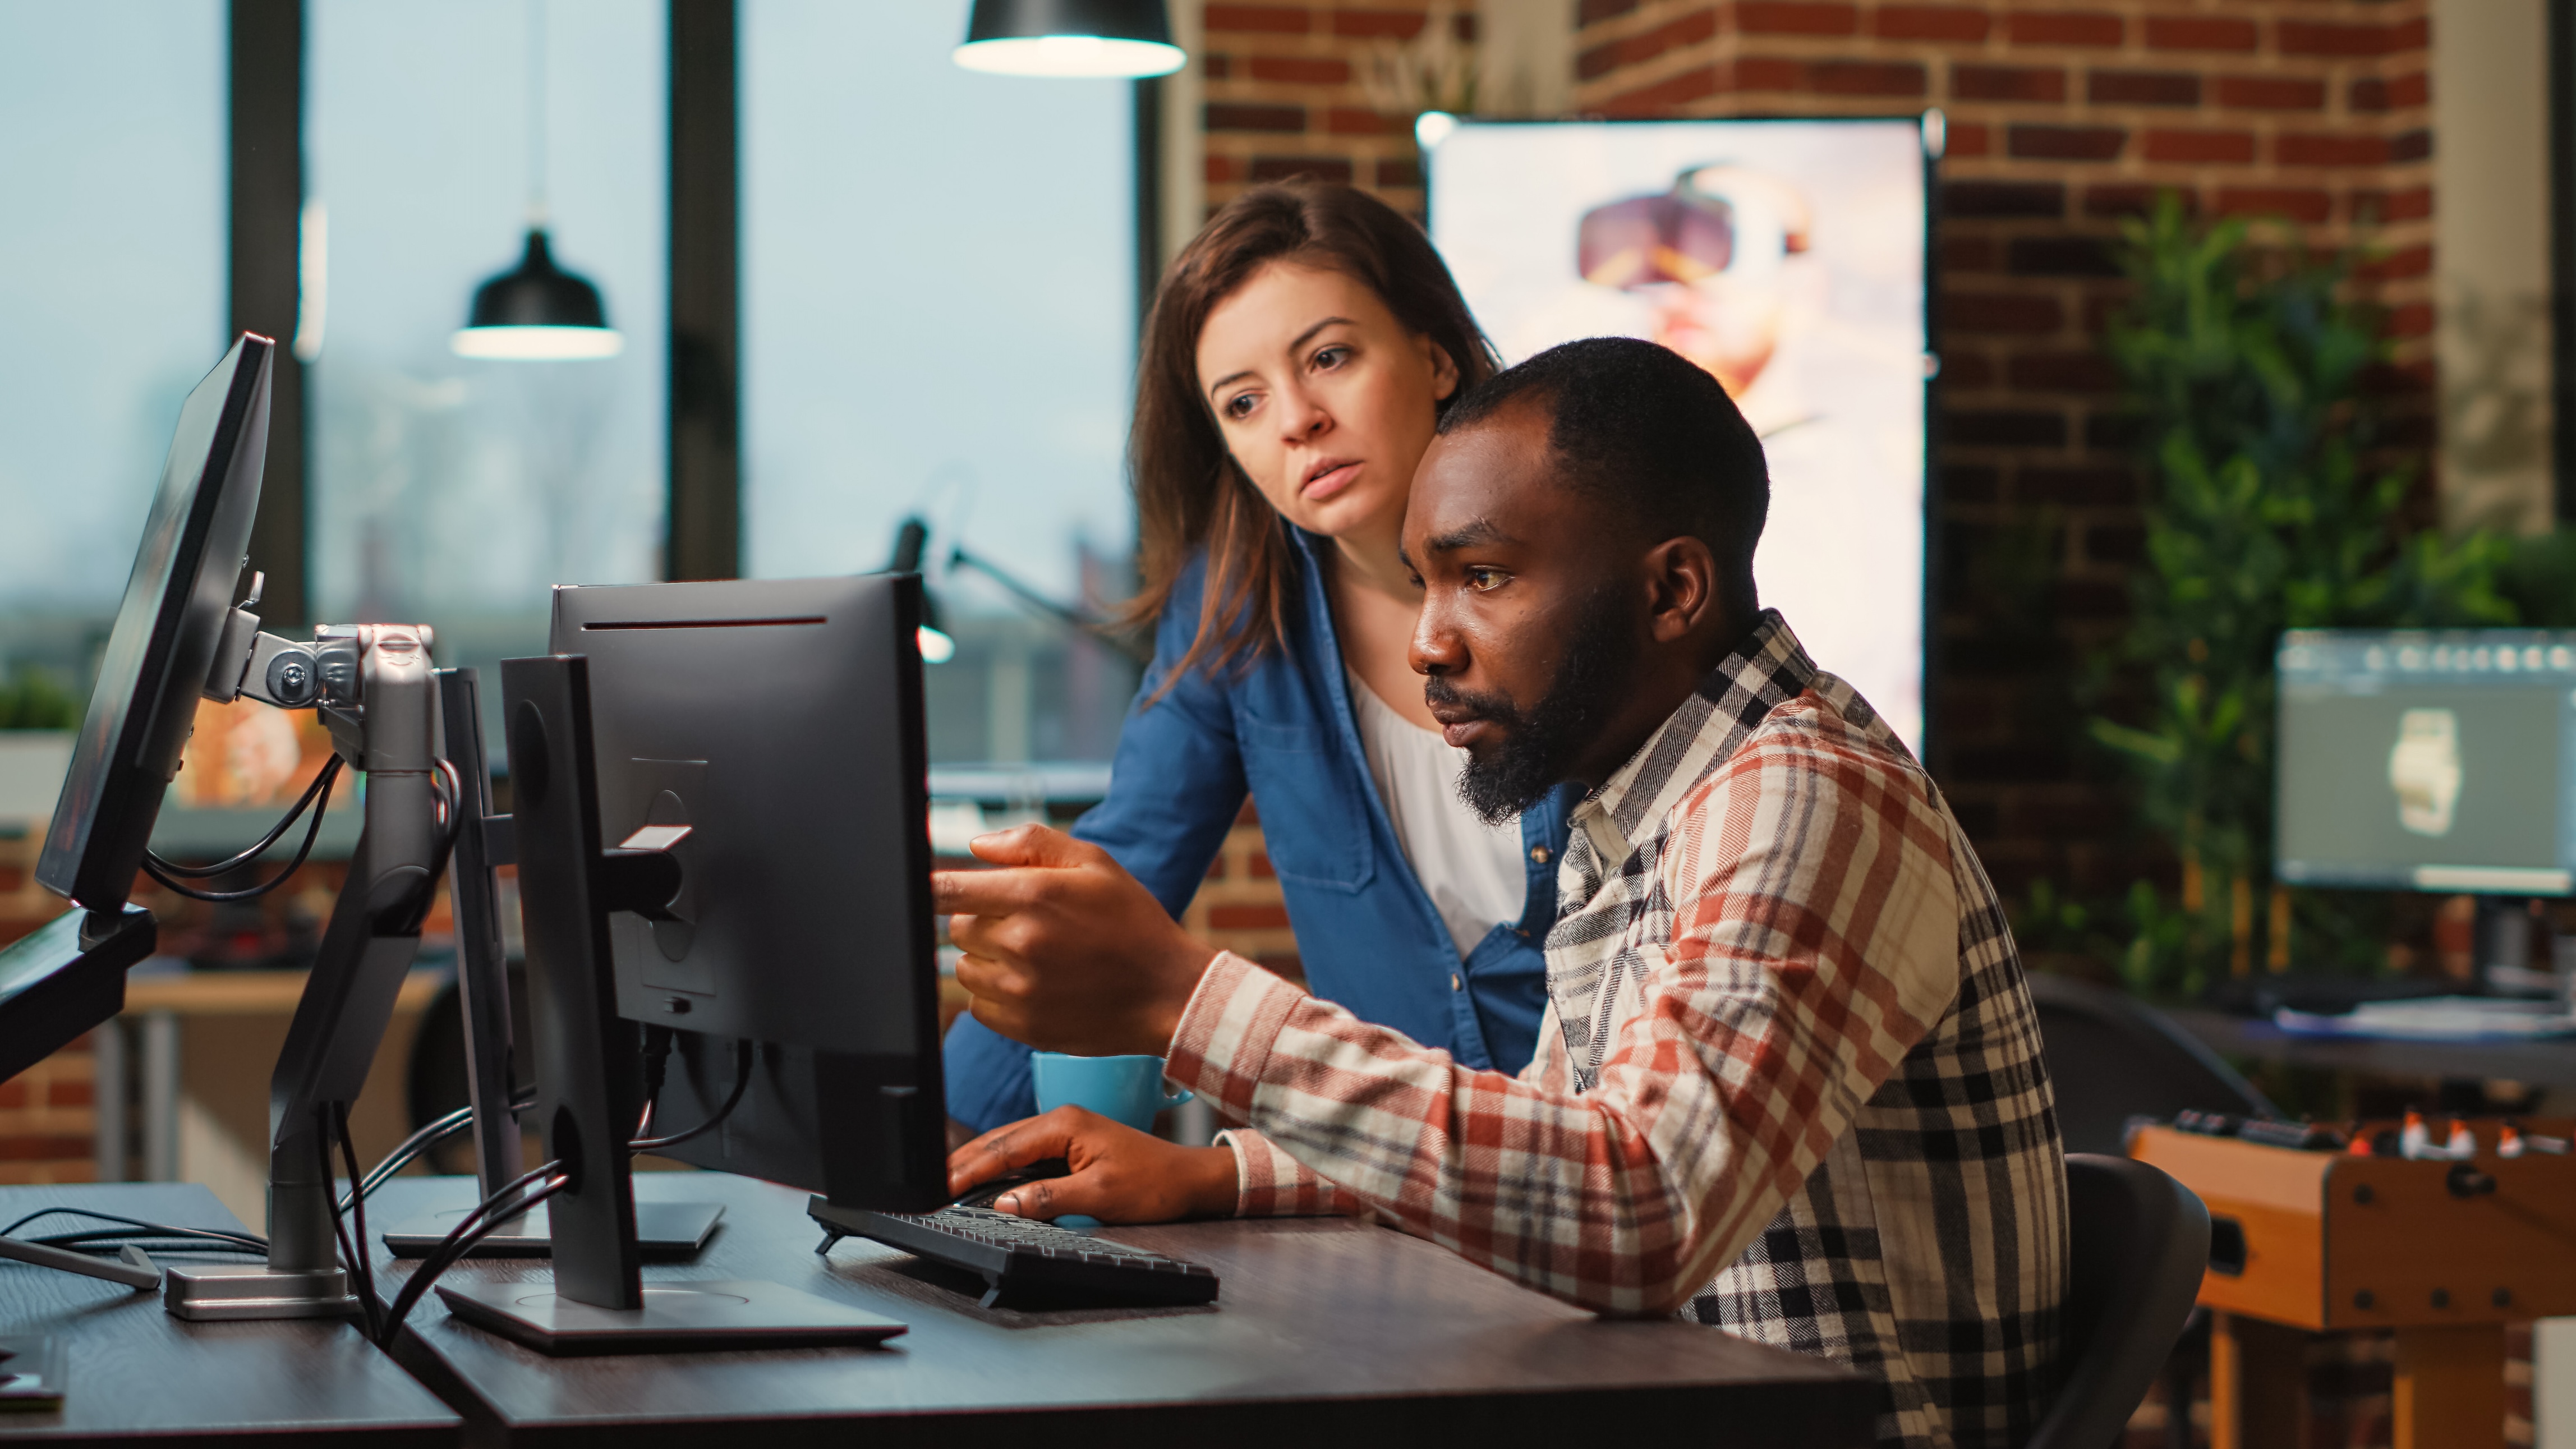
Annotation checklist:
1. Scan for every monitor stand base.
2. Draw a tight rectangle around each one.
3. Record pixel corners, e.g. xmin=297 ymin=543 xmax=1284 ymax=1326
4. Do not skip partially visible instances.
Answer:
xmin=163 ymin=1263 xmax=358 ymax=1321
xmin=434 ymin=1278 xmax=906 ymax=1355
xmin=380 ymin=1200 xmax=724 ymax=1258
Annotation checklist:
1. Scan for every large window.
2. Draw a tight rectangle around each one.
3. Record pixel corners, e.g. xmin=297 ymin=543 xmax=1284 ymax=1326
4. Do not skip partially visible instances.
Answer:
xmin=0 ymin=2 xmax=225 ymax=687
xmin=307 ymin=0 xmax=668 ymax=752
xmin=742 ymin=0 xmax=1139 ymax=769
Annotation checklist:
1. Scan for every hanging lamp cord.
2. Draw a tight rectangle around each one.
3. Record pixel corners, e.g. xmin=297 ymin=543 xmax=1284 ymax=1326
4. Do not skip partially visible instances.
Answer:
xmin=526 ymin=0 xmax=549 ymax=226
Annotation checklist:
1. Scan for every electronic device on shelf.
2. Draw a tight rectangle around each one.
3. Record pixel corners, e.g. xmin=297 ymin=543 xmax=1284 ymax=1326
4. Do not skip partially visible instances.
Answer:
xmin=818 ymin=1206 xmax=1220 ymax=1311
xmin=432 ymin=575 xmax=946 ymax=1353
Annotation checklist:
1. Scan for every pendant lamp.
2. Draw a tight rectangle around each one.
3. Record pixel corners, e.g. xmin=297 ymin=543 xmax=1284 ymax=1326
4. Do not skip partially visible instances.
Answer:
xmin=453 ymin=0 xmax=623 ymax=361
xmin=453 ymin=231 xmax=622 ymax=360
xmin=954 ymin=0 xmax=1185 ymax=78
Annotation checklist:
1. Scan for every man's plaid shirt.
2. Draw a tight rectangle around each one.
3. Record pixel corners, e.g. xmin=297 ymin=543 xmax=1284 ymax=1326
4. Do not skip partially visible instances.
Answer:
xmin=1165 ymin=612 xmax=2068 ymax=1449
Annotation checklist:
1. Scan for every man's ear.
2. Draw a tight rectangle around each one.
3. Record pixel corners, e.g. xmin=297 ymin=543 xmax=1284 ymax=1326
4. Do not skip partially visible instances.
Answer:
xmin=1641 ymin=536 xmax=1721 ymax=645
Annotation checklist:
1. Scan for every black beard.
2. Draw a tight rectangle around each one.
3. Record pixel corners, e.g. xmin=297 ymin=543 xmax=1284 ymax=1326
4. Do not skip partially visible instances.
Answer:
xmin=1427 ymin=588 xmax=1641 ymax=826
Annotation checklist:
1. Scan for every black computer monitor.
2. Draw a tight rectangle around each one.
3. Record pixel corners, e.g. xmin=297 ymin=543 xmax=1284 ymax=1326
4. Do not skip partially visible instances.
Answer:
xmin=2276 ymin=629 xmax=2576 ymax=896
xmin=440 ymin=575 xmax=942 ymax=1350
xmin=0 ymin=335 xmax=272 ymax=1087
xmin=38 ymin=334 xmax=274 ymax=913
xmin=546 ymin=574 xmax=949 ymax=1205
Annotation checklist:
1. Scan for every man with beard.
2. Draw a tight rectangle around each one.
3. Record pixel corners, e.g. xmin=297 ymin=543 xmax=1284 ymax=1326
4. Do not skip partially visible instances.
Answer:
xmin=936 ymin=338 xmax=2066 ymax=1449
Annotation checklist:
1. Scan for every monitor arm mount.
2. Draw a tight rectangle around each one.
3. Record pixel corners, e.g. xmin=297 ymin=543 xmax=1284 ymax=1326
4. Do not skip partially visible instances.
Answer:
xmin=161 ymin=595 xmax=454 ymax=1321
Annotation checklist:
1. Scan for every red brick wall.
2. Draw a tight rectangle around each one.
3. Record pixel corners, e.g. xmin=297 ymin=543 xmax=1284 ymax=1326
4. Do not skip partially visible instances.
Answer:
xmin=1200 ymin=3 xmax=1473 ymax=215
xmin=1182 ymin=802 xmax=1306 ymax=982
xmin=0 ymin=825 xmax=91 ymax=1183
xmin=1566 ymin=0 xmax=2436 ymax=894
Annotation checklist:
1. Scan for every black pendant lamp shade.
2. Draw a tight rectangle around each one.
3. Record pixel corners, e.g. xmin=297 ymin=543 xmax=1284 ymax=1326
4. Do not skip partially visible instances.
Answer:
xmin=955 ymin=0 xmax=1184 ymax=77
xmin=452 ymin=228 xmax=624 ymax=361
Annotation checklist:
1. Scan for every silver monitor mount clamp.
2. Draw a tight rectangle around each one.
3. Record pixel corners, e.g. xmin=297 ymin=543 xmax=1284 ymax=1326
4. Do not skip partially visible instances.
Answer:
xmin=161 ymin=590 xmax=451 ymax=1322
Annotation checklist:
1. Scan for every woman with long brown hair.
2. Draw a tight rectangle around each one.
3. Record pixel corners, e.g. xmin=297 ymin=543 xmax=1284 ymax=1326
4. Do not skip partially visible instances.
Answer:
xmin=944 ymin=182 xmax=1579 ymax=1134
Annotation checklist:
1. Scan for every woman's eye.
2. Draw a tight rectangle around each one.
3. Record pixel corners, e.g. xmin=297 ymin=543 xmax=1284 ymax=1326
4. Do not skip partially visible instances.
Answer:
xmin=1464 ymin=567 xmax=1508 ymax=592
xmin=1312 ymin=345 xmax=1349 ymax=371
xmin=1222 ymin=393 xmax=1257 ymax=421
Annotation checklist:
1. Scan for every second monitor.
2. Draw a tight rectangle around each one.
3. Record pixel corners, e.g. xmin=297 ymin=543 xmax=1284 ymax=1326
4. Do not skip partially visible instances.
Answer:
xmin=550 ymin=573 xmax=951 ymax=1206
xmin=438 ymin=573 xmax=946 ymax=1351
xmin=2277 ymin=630 xmax=2576 ymax=897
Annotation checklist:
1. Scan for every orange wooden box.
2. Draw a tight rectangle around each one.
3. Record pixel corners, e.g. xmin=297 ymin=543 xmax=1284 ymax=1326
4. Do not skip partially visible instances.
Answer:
xmin=2128 ymin=1120 xmax=2576 ymax=1332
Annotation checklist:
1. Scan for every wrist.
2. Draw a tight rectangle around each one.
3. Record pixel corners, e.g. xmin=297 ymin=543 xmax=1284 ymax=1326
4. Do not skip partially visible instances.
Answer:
xmin=1185 ymin=1144 xmax=1240 ymax=1217
xmin=1146 ymin=940 xmax=1221 ymax=1051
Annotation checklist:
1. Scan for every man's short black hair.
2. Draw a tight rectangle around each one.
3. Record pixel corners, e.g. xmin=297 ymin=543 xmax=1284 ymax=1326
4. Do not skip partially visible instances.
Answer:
xmin=1437 ymin=337 xmax=1769 ymax=606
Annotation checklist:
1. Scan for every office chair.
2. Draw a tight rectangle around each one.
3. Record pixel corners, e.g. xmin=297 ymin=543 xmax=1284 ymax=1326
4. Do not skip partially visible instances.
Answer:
xmin=2023 ymin=1154 xmax=2211 ymax=1449
xmin=2025 ymin=972 xmax=2276 ymax=1156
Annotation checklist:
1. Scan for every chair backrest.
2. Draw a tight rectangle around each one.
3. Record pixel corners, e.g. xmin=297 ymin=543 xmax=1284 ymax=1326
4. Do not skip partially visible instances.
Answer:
xmin=2025 ymin=1154 xmax=2211 ymax=1449
xmin=2026 ymin=973 xmax=2275 ymax=1155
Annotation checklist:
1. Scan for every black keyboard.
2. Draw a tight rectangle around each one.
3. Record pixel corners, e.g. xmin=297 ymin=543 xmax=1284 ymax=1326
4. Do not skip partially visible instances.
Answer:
xmin=809 ymin=1197 xmax=1218 ymax=1310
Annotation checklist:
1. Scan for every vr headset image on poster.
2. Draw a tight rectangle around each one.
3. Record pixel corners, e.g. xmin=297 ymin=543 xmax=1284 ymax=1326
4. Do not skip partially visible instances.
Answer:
xmin=1426 ymin=116 xmax=1933 ymax=753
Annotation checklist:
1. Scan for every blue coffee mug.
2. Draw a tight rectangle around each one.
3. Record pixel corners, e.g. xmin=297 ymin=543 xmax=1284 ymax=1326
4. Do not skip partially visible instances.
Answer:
xmin=1029 ymin=1052 xmax=1193 ymax=1135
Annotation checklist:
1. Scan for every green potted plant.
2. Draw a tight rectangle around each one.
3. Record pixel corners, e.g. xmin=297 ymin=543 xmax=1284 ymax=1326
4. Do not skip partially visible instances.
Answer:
xmin=2084 ymin=194 xmax=2511 ymax=997
xmin=0 ymin=665 xmax=81 ymax=835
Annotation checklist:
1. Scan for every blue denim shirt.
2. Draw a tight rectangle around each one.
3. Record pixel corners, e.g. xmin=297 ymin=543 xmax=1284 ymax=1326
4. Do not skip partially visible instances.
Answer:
xmin=942 ymin=528 xmax=1579 ymax=1133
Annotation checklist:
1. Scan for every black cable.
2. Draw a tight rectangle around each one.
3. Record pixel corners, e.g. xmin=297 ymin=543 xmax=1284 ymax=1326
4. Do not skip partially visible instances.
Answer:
xmin=320 ymin=1133 xmax=364 ymax=1324
xmin=0 ymin=1208 xmax=265 ymax=1254
xmin=374 ymin=1160 xmax=565 ymax=1349
xmin=635 ymin=1025 xmax=675 ymax=1139
xmin=317 ymin=1106 xmax=381 ymax=1341
xmin=334 ymin=1105 xmax=384 ymax=1342
xmin=27 ymin=1233 xmax=264 ymax=1257
xmin=631 ymin=1039 xmax=753 ymax=1154
xmin=343 ymin=1088 xmax=538 ymax=1211
xmin=374 ymin=1172 xmax=568 ymax=1350
xmin=141 ymin=756 xmax=343 ymax=903
xmin=347 ymin=1103 xmax=473 ymax=1212
xmin=146 ymin=756 xmax=344 ymax=877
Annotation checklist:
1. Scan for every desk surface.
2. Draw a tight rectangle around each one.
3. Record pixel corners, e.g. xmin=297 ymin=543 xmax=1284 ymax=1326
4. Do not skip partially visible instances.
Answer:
xmin=372 ymin=1173 xmax=1875 ymax=1449
xmin=2169 ymin=1007 xmax=2576 ymax=1091
xmin=0 ymin=1183 xmax=458 ymax=1446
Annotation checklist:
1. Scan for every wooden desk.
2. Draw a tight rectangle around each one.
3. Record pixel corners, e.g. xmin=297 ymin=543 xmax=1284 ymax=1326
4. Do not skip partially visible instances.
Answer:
xmin=371 ymin=1174 xmax=1876 ymax=1448
xmin=2168 ymin=1008 xmax=2576 ymax=1092
xmin=0 ymin=1183 xmax=458 ymax=1446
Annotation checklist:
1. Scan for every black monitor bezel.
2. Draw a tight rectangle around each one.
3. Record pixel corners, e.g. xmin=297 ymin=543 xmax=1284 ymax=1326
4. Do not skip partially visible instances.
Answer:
xmin=36 ymin=334 xmax=274 ymax=913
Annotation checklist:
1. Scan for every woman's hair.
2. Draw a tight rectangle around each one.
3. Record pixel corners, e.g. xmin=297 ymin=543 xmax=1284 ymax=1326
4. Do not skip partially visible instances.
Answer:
xmin=1124 ymin=181 xmax=1498 ymax=686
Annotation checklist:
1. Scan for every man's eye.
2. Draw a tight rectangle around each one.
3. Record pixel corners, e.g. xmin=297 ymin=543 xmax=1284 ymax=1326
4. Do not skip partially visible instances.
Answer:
xmin=1464 ymin=567 xmax=1508 ymax=592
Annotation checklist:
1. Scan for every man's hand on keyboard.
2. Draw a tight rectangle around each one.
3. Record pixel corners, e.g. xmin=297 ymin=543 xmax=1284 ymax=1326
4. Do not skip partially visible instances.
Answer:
xmin=949 ymin=1105 xmax=1238 ymax=1225
xmin=934 ymin=825 xmax=1220 ymax=1057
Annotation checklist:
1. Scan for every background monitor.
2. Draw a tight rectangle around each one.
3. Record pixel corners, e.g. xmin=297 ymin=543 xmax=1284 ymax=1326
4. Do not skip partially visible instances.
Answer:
xmin=36 ymin=334 xmax=273 ymax=912
xmin=1424 ymin=117 xmax=1933 ymax=755
xmin=2275 ymin=629 xmax=2576 ymax=895
xmin=546 ymin=574 xmax=947 ymax=1209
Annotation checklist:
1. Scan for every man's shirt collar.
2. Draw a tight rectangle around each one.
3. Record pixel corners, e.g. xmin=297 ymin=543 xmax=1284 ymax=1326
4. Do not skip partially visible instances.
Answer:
xmin=1571 ymin=609 xmax=1816 ymax=870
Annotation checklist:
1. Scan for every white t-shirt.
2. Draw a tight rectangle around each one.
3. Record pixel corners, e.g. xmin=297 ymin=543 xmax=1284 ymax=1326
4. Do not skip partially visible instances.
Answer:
xmin=1344 ymin=668 xmax=1529 ymax=959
